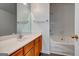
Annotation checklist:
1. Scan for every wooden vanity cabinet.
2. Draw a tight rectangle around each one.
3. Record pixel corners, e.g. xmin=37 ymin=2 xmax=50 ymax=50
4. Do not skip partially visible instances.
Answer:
xmin=25 ymin=48 xmax=35 ymax=56
xmin=35 ymin=35 xmax=42 ymax=56
xmin=35 ymin=42 xmax=39 ymax=56
xmin=24 ymin=41 xmax=34 ymax=56
xmin=10 ymin=35 xmax=42 ymax=56
xmin=11 ymin=48 xmax=23 ymax=56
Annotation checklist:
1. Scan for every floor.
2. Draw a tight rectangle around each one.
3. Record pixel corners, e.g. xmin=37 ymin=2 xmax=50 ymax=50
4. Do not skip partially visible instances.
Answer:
xmin=40 ymin=53 xmax=65 ymax=56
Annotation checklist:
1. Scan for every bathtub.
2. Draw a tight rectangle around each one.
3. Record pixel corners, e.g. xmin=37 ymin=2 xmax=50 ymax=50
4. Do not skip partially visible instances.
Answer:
xmin=50 ymin=35 xmax=76 ymax=56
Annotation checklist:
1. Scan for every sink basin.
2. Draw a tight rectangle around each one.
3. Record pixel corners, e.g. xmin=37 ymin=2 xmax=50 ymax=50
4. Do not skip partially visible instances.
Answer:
xmin=0 ymin=33 xmax=36 ymax=49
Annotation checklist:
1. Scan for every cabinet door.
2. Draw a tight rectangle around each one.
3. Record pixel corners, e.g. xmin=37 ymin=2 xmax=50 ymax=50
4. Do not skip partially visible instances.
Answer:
xmin=35 ymin=43 xmax=39 ymax=56
xmin=25 ymin=48 xmax=35 ymax=56
xmin=35 ymin=36 xmax=42 ymax=56
xmin=11 ymin=48 xmax=23 ymax=56
xmin=24 ymin=41 xmax=34 ymax=55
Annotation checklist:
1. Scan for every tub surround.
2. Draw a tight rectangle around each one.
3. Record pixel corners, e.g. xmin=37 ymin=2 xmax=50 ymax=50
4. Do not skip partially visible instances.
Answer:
xmin=0 ymin=33 xmax=42 ymax=56
xmin=50 ymin=35 xmax=75 ymax=56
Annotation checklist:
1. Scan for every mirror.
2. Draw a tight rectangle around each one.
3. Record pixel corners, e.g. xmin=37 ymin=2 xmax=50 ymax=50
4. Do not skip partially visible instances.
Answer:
xmin=17 ymin=3 xmax=31 ymax=34
xmin=0 ymin=3 xmax=17 ymax=36
xmin=0 ymin=3 xmax=32 ymax=36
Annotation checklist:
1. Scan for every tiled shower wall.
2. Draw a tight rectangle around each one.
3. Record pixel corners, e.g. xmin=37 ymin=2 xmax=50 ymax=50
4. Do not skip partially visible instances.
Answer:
xmin=50 ymin=3 xmax=75 ymax=36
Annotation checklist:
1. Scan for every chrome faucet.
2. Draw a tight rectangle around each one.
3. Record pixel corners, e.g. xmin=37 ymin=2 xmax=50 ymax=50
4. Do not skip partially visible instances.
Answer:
xmin=18 ymin=34 xmax=22 ymax=39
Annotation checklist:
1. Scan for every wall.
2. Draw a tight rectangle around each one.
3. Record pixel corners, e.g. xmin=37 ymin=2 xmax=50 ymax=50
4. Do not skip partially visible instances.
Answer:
xmin=50 ymin=3 xmax=75 ymax=36
xmin=75 ymin=3 xmax=79 ymax=34
xmin=0 ymin=3 xmax=16 ymax=36
xmin=31 ymin=3 xmax=50 ymax=54
xmin=75 ymin=3 xmax=79 ymax=56
xmin=72 ymin=3 xmax=79 ymax=56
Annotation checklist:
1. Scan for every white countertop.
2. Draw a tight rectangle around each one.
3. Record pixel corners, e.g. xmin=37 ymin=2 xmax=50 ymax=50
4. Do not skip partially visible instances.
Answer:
xmin=0 ymin=33 xmax=41 ymax=56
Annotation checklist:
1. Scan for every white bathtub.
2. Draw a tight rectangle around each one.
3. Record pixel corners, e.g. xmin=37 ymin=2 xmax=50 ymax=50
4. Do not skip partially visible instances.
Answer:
xmin=50 ymin=35 xmax=76 ymax=56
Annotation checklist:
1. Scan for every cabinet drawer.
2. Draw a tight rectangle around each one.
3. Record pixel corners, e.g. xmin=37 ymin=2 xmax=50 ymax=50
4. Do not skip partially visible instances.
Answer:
xmin=11 ymin=48 xmax=23 ymax=56
xmin=24 ymin=41 xmax=34 ymax=55
xmin=25 ymin=48 xmax=35 ymax=56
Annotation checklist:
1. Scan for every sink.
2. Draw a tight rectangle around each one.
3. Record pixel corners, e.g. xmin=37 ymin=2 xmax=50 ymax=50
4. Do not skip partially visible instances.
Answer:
xmin=0 ymin=33 xmax=35 ymax=49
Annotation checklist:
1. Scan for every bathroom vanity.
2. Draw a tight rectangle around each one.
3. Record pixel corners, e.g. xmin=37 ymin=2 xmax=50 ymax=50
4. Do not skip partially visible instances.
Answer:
xmin=0 ymin=33 xmax=42 ymax=56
